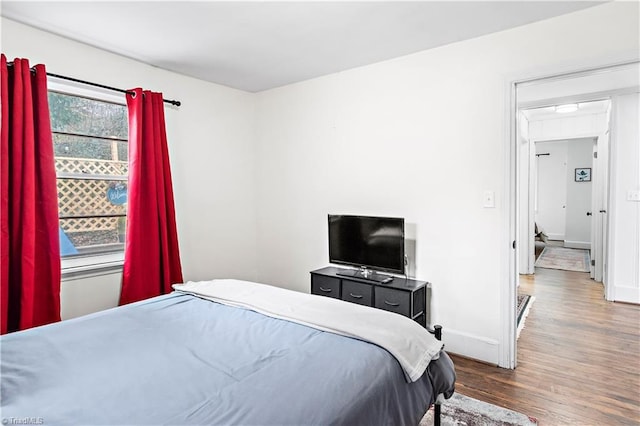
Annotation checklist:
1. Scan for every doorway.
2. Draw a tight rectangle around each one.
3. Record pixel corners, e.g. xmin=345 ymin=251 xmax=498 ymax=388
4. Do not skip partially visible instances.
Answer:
xmin=505 ymin=60 xmax=640 ymax=368
xmin=520 ymin=98 xmax=610 ymax=278
xmin=536 ymin=137 xmax=596 ymax=263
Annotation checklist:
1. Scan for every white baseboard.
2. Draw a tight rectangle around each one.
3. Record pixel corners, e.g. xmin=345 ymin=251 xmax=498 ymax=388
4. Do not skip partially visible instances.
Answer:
xmin=547 ymin=233 xmax=564 ymax=241
xmin=441 ymin=328 xmax=500 ymax=366
xmin=564 ymin=240 xmax=591 ymax=250
xmin=613 ymin=284 xmax=640 ymax=304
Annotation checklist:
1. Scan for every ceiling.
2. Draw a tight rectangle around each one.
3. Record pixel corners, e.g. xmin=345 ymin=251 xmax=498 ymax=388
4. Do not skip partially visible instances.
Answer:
xmin=521 ymin=99 xmax=610 ymax=122
xmin=1 ymin=1 xmax=604 ymax=93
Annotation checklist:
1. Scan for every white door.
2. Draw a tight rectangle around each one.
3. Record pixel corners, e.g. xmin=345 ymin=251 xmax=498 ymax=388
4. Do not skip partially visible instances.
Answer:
xmin=535 ymin=141 xmax=568 ymax=242
xmin=593 ymin=129 xmax=610 ymax=283
xmin=564 ymin=138 xmax=594 ymax=252
xmin=591 ymin=139 xmax=598 ymax=278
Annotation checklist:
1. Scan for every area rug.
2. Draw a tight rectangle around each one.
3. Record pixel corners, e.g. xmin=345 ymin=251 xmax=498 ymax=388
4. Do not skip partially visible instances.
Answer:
xmin=420 ymin=393 xmax=538 ymax=426
xmin=516 ymin=294 xmax=534 ymax=339
xmin=534 ymin=246 xmax=590 ymax=272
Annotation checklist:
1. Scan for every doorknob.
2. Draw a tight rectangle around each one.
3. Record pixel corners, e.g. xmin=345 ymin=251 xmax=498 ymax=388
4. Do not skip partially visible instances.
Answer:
xmin=586 ymin=212 xmax=592 ymax=216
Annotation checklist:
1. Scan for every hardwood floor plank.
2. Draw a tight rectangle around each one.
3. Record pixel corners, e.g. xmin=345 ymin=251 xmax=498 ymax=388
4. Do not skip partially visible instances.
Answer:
xmin=448 ymin=267 xmax=640 ymax=425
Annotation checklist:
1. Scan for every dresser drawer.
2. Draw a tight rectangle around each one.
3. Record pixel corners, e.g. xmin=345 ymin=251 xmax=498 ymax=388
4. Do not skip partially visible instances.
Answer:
xmin=341 ymin=280 xmax=373 ymax=307
xmin=374 ymin=287 xmax=411 ymax=317
xmin=311 ymin=268 xmax=429 ymax=329
xmin=311 ymin=274 xmax=340 ymax=299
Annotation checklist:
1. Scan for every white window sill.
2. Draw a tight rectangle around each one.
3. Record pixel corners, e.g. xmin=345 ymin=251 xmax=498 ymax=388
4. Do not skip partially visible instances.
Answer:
xmin=62 ymin=252 xmax=124 ymax=280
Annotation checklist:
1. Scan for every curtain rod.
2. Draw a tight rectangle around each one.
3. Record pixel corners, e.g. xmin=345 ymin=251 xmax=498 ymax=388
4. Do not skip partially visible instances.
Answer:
xmin=6 ymin=62 xmax=181 ymax=106
xmin=47 ymin=72 xmax=181 ymax=107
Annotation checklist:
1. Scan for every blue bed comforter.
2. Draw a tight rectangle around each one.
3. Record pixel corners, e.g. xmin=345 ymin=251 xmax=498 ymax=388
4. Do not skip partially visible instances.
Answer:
xmin=1 ymin=293 xmax=454 ymax=425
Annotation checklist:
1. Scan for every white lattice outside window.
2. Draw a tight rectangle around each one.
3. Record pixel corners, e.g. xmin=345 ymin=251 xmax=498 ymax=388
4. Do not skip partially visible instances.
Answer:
xmin=49 ymin=89 xmax=128 ymax=258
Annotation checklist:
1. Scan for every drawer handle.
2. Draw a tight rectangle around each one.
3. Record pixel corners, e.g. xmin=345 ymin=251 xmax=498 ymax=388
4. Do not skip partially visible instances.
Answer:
xmin=384 ymin=300 xmax=400 ymax=307
xmin=349 ymin=293 xmax=363 ymax=299
xmin=319 ymin=287 xmax=332 ymax=293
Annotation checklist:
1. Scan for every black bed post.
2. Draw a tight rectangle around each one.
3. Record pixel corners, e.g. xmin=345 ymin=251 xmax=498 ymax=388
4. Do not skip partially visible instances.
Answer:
xmin=433 ymin=324 xmax=442 ymax=341
xmin=432 ymin=324 xmax=442 ymax=426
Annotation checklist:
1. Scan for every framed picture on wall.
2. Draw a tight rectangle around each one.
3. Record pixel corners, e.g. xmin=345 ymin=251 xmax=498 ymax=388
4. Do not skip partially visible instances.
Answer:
xmin=575 ymin=168 xmax=591 ymax=182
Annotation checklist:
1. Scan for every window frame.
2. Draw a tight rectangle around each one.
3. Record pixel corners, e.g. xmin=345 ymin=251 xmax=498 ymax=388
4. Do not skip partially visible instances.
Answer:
xmin=48 ymin=78 xmax=129 ymax=276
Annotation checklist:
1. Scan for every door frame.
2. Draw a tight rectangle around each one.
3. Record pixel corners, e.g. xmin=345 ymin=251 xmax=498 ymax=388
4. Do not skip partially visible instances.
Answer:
xmin=502 ymin=59 xmax=639 ymax=369
xmin=522 ymin=127 xmax=605 ymax=277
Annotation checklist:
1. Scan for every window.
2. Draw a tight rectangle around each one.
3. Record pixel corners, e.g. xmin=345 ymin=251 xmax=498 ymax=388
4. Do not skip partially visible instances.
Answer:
xmin=49 ymin=89 xmax=128 ymax=259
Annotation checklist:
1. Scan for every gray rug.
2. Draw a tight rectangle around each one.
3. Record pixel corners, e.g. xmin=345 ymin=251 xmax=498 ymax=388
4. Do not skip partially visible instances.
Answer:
xmin=420 ymin=393 xmax=538 ymax=426
xmin=516 ymin=294 xmax=531 ymax=326
xmin=534 ymin=246 xmax=590 ymax=272
xmin=516 ymin=294 xmax=535 ymax=339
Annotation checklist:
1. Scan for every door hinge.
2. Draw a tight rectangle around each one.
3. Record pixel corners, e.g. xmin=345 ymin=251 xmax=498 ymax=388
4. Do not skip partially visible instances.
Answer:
xmin=512 ymin=240 xmax=516 ymax=249
xmin=594 ymin=152 xmax=598 ymax=159
xmin=591 ymin=259 xmax=595 ymax=266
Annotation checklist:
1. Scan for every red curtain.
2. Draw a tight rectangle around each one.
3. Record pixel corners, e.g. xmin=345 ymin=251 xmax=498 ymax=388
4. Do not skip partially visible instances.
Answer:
xmin=119 ymin=88 xmax=183 ymax=305
xmin=1 ymin=55 xmax=61 ymax=334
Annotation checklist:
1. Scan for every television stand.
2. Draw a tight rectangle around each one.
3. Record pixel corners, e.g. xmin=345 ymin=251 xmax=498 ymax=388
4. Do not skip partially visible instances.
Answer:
xmin=310 ymin=266 xmax=430 ymax=328
xmin=336 ymin=268 xmax=393 ymax=284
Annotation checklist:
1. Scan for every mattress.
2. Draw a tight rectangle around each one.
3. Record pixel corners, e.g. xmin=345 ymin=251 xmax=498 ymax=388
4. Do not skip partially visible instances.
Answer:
xmin=1 ymin=290 xmax=455 ymax=425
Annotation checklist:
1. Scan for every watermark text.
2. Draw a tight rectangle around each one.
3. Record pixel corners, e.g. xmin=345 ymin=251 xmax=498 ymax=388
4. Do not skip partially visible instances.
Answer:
xmin=2 ymin=418 xmax=44 ymax=425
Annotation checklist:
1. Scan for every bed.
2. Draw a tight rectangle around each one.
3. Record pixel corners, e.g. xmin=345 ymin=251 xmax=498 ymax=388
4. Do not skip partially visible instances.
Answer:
xmin=1 ymin=279 xmax=455 ymax=425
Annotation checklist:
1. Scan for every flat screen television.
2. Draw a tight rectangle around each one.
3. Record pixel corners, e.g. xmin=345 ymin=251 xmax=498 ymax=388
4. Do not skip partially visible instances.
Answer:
xmin=328 ymin=215 xmax=405 ymax=278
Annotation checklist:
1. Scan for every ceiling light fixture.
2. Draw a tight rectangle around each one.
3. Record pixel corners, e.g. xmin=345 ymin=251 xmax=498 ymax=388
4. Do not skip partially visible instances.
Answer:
xmin=555 ymin=103 xmax=579 ymax=113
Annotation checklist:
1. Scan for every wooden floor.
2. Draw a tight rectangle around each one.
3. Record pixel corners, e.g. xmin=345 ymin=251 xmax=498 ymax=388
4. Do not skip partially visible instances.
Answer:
xmin=449 ymin=267 xmax=640 ymax=425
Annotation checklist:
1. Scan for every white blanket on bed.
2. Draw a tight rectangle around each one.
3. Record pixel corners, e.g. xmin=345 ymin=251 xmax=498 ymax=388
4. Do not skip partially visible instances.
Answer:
xmin=172 ymin=279 xmax=443 ymax=382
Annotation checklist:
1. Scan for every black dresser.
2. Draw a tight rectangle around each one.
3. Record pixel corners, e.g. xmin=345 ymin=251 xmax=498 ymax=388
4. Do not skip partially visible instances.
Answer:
xmin=310 ymin=267 xmax=429 ymax=328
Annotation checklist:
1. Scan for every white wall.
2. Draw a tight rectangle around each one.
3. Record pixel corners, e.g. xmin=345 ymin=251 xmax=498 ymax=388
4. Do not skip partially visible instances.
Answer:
xmin=60 ymin=271 xmax=121 ymax=320
xmin=2 ymin=18 xmax=259 ymax=314
xmin=609 ymin=92 xmax=640 ymax=303
xmin=253 ymin=2 xmax=639 ymax=364
xmin=565 ymin=139 xmax=593 ymax=249
xmin=535 ymin=141 xmax=568 ymax=241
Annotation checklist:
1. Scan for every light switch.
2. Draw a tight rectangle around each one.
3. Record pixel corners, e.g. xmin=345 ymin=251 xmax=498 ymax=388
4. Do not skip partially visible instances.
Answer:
xmin=628 ymin=190 xmax=640 ymax=202
xmin=483 ymin=190 xmax=495 ymax=208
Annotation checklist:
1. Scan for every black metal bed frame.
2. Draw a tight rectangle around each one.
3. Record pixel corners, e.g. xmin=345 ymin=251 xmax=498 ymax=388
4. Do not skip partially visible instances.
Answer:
xmin=427 ymin=324 xmax=443 ymax=426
